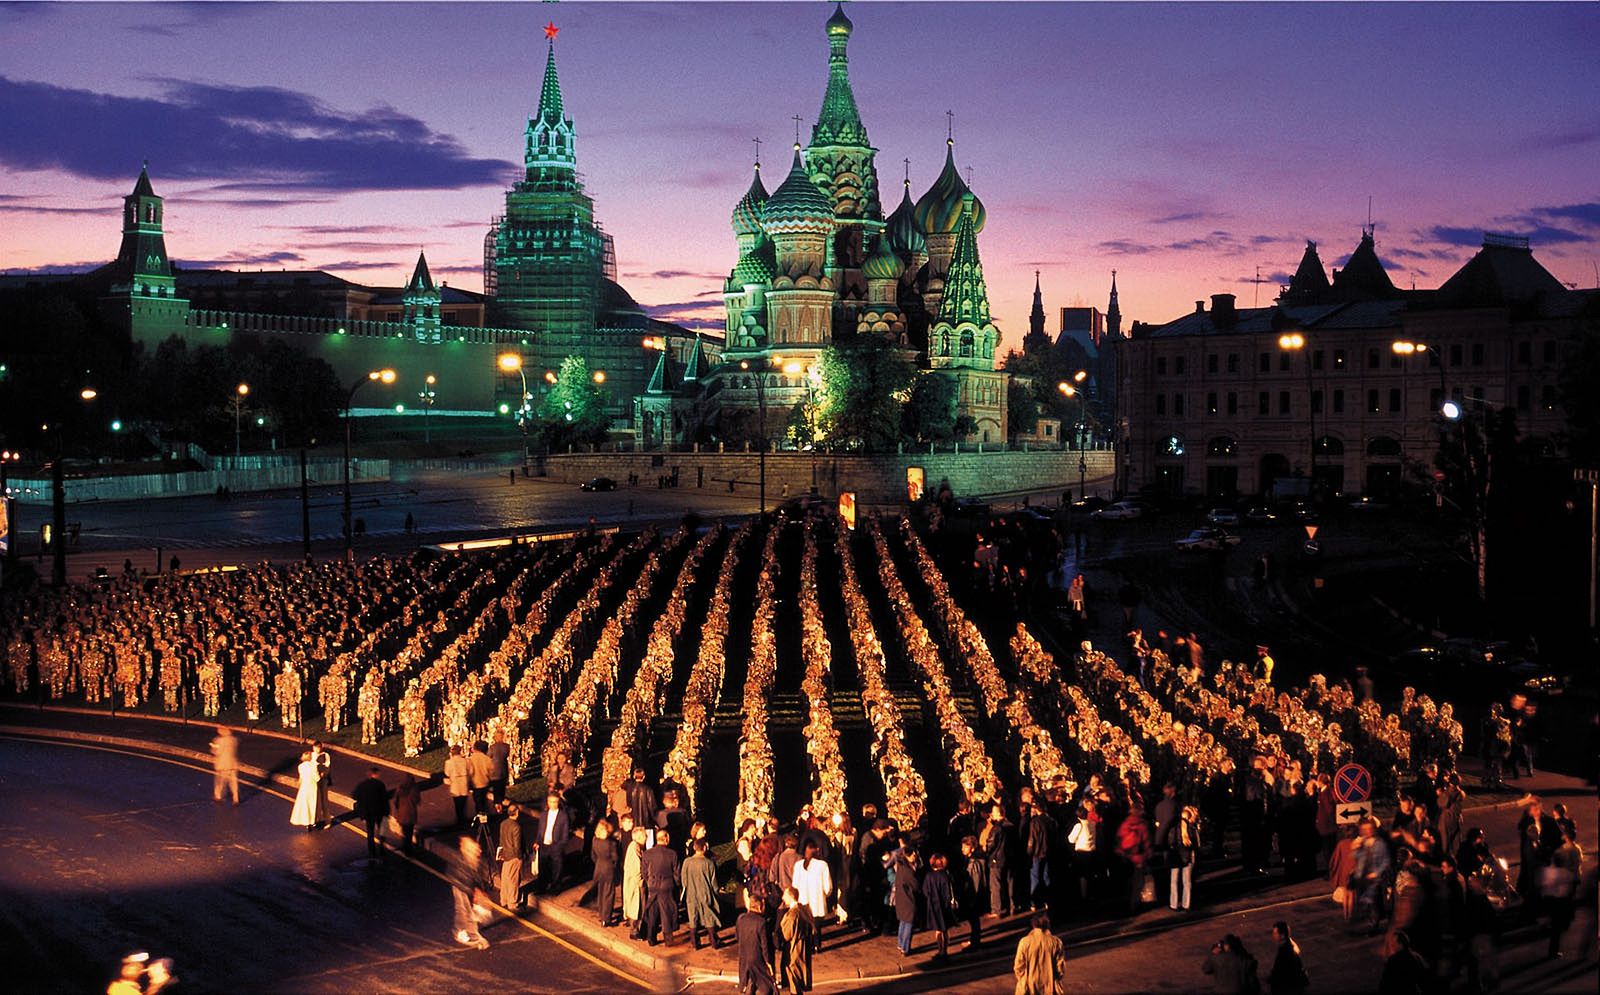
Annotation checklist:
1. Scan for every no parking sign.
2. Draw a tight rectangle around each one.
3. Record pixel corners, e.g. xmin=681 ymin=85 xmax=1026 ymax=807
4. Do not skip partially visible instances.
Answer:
xmin=1334 ymin=762 xmax=1373 ymax=825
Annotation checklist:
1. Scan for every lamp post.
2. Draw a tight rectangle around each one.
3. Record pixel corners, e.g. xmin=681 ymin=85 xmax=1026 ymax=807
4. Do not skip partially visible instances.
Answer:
xmin=499 ymin=354 xmax=530 ymax=465
xmin=233 ymin=382 xmax=250 ymax=458
xmin=1441 ymin=393 xmax=1495 ymax=604
xmin=343 ymin=369 xmax=395 ymax=553
xmin=784 ymin=359 xmax=821 ymax=493
xmin=1058 ymin=375 xmax=1089 ymax=500
xmin=739 ymin=359 xmax=771 ymax=512
xmin=1278 ymin=332 xmax=1315 ymax=488
xmin=1 ymin=448 xmax=18 ymax=571
xmin=47 ymin=388 xmax=98 ymax=586
xmin=419 ymin=374 xmax=437 ymax=444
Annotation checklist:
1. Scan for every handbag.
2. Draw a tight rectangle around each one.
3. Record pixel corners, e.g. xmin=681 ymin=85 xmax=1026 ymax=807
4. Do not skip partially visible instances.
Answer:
xmin=1139 ymin=872 xmax=1156 ymax=904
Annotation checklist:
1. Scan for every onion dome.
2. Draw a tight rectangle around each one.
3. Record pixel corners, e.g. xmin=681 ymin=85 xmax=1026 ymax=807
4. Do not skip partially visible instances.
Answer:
xmin=914 ymin=141 xmax=985 ymax=236
xmin=885 ymin=180 xmax=925 ymax=256
xmin=862 ymin=234 xmax=906 ymax=282
xmin=760 ymin=148 xmax=833 ymax=233
xmin=826 ymin=2 xmax=852 ymax=37
xmin=730 ymin=163 xmax=769 ymax=238
xmin=731 ymin=236 xmax=777 ymax=286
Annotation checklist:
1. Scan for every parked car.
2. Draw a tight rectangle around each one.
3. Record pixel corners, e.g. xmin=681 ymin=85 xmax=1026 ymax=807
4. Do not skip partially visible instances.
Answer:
xmin=1174 ymin=527 xmax=1243 ymax=552
xmin=1347 ymin=494 xmax=1390 ymax=513
xmin=1243 ymin=505 xmax=1278 ymax=526
xmin=1391 ymin=639 xmax=1567 ymax=696
xmin=1070 ymin=495 xmax=1109 ymax=514
xmin=1287 ymin=500 xmax=1318 ymax=523
xmin=1205 ymin=507 xmax=1241 ymax=527
xmin=579 ymin=476 xmax=617 ymax=492
xmin=1092 ymin=500 xmax=1144 ymax=521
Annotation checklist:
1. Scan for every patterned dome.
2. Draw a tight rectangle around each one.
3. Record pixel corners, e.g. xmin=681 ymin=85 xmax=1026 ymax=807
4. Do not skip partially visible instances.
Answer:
xmin=730 ymin=236 xmax=777 ymax=286
xmin=826 ymin=2 xmax=852 ymax=37
xmin=914 ymin=142 xmax=986 ymax=236
xmin=885 ymin=181 xmax=925 ymax=256
xmin=730 ymin=164 xmax=769 ymax=237
xmin=862 ymin=234 xmax=906 ymax=282
xmin=761 ymin=148 xmax=834 ymax=232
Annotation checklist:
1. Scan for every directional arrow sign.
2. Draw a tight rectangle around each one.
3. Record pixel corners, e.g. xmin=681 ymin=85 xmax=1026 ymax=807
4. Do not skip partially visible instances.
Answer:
xmin=1334 ymin=763 xmax=1373 ymax=804
xmin=1336 ymin=800 xmax=1374 ymax=826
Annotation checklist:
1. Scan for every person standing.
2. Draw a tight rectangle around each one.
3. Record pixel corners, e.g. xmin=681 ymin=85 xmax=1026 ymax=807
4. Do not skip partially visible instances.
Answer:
xmin=778 ymin=886 xmax=816 ymax=992
xmin=392 ymin=773 xmax=422 ymax=854
xmin=957 ymin=835 xmax=985 ymax=951
xmin=1022 ymin=793 xmax=1054 ymax=911
xmin=486 ymin=729 xmax=511 ymax=806
xmin=683 ymin=838 xmax=723 ymax=949
xmin=209 ymin=726 xmax=239 ymax=805
xmin=737 ymin=896 xmax=777 ymax=995
xmin=350 ymin=766 xmax=390 ymax=859
xmin=1117 ymin=801 xmax=1153 ymax=915
xmin=641 ymin=829 xmax=682 ymax=945
xmin=1436 ymin=773 xmax=1466 ymax=860
xmin=921 ymin=852 xmax=956 ymax=961
xmin=533 ymin=791 xmax=570 ymax=892
xmin=892 ymin=845 xmax=921 ymax=956
xmin=444 ymin=746 xmax=470 ymax=828
xmin=308 ymin=740 xmax=333 ymax=829
xmin=980 ymin=804 xmax=1013 ymax=918
xmin=626 ymin=766 xmax=658 ymax=831
xmin=466 ymin=741 xmax=493 ymax=819
xmin=498 ymin=801 xmax=528 ymax=909
xmin=791 ymin=839 xmax=833 ymax=924
xmin=623 ymin=826 xmax=647 ymax=937
xmin=590 ymin=819 xmax=620 ymax=927
xmin=1012 ymin=912 xmax=1067 ymax=995
xmin=1203 ymin=933 xmax=1260 ymax=993
xmin=289 ymin=750 xmax=321 ymax=832
xmin=1169 ymin=806 xmax=1200 ymax=911
xmin=1267 ymin=921 xmax=1309 ymax=994
xmin=450 ymin=835 xmax=491 ymax=950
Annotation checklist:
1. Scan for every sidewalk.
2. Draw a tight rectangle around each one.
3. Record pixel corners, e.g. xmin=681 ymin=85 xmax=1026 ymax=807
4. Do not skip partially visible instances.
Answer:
xmin=6 ymin=703 xmax=1593 ymax=992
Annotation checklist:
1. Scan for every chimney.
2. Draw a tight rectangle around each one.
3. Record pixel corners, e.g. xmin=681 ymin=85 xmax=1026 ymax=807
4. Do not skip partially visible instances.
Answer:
xmin=1210 ymin=293 xmax=1236 ymax=327
xmin=1195 ymin=300 xmax=1205 ymax=313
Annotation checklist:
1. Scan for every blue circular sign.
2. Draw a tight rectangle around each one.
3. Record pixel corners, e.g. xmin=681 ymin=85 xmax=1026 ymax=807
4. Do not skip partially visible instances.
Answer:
xmin=1334 ymin=763 xmax=1372 ymax=804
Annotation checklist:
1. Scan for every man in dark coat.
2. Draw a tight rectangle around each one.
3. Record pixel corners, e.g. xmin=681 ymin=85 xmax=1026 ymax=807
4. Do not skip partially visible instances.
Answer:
xmin=532 ymin=791 xmax=571 ymax=893
xmin=737 ymin=896 xmax=777 ymax=995
xmin=626 ymin=766 xmax=658 ymax=830
xmin=1021 ymin=794 xmax=1054 ymax=911
xmin=498 ymin=800 xmax=529 ymax=909
xmin=682 ymin=839 xmax=722 ymax=949
xmin=980 ymin=804 xmax=1013 ymax=917
xmin=350 ymin=766 xmax=390 ymax=858
xmin=641 ymin=829 xmax=682 ymax=945
xmin=859 ymin=820 xmax=894 ymax=936
xmin=892 ymin=846 xmax=921 ymax=956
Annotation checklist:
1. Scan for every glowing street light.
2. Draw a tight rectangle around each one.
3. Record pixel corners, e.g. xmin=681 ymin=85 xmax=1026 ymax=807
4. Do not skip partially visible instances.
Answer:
xmin=233 ymin=382 xmax=250 ymax=458
xmin=1278 ymin=330 xmax=1315 ymax=483
xmin=1440 ymin=400 xmax=1463 ymax=421
xmin=343 ymin=369 xmax=396 ymax=551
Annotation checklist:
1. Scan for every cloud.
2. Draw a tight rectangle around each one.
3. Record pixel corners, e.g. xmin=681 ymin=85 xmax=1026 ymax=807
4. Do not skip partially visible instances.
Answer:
xmin=1531 ymin=202 xmax=1600 ymax=228
xmin=1095 ymin=239 xmax=1157 ymax=256
xmin=124 ymin=3 xmax=252 ymax=38
xmin=0 ymin=202 xmax=110 ymax=215
xmin=0 ymin=74 xmax=516 ymax=193
xmin=430 ymin=263 xmax=483 ymax=276
xmin=1522 ymin=125 xmax=1600 ymax=152
xmin=303 ymin=240 xmax=412 ymax=254
xmin=1229 ymin=271 xmax=1294 ymax=286
xmin=1422 ymin=226 xmax=1484 ymax=248
xmin=1424 ymin=222 xmax=1591 ymax=249
xmin=1148 ymin=210 xmax=1226 ymax=225
xmin=1 ymin=260 xmax=104 ymax=275
xmin=314 ymin=260 xmax=400 ymax=273
xmin=263 ymin=224 xmax=415 ymax=236
xmin=175 ymin=250 xmax=305 ymax=269
xmin=622 ymin=269 xmax=723 ymax=281
xmin=644 ymin=300 xmax=726 ymax=320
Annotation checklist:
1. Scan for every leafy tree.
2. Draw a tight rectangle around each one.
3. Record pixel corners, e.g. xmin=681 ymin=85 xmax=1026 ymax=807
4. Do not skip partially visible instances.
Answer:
xmin=1006 ymin=378 xmax=1040 ymax=441
xmin=533 ymin=354 xmax=611 ymax=449
xmin=901 ymin=373 xmax=962 ymax=444
xmin=815 ymin=333 xmax=915 ymax=452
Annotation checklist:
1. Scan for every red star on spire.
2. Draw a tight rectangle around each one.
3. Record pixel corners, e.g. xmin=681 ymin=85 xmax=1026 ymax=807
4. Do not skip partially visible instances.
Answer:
xmin=543 ymin=21 xmax=559 ymax=41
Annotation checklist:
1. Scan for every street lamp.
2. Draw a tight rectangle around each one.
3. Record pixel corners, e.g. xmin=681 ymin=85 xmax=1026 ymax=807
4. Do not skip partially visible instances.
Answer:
xmin=233 ymin=382 xmax=250 ymax=458
xmin=499 ymin=353 xmax=531 ymax=464
xmin=739 ymin=358 xmax=774 ymax=512
xmin=418 ymin=374 xmax=437 ymax=444
xmin=343 ymin=369 xmax=396 ymax=552
xmin=1058 ymin=379 xmax=1089 ymax=498
xmin=0 ymin=448 xmax=18 ymax=569
xmin=48 ymin=388 xmax=98 ymax=585
xmin=1278 ymin=331 xmax=1316 ymax=487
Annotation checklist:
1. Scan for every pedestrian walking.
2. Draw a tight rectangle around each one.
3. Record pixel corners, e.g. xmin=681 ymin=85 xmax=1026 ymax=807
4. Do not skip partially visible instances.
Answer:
xmin=778 ymin=886 xmax=815 ymax=992
xmin=444 ymin=746 xmax=470 ymax=827
xmin=683 ymin=838 xmax=723 ymax=949
xmin=1202 ymin=933 xmax=1260 ymax=993
xmin=1169 ymin=805 xmax=1200 ymax=911
xmin=737 ymin=896 xmax=777 ymax=995
xmin=392 ymin=772 xmax=422 ymax=854
xmin=350 ymin=766 xmax=390 ymax=859
xmin=209 ymin=726 xmax=239 ymax=805
xmin=450 ymin=835 xmax=491 ymax=950
xmin=1267 ymin=921 xmax=1309 ymax=994
xmin=1013 ymin=912 xmax=1067 ymax=995
xmin=590 ymin=818 xmax=620 ymax=927
xmin=289 ymin=750 xmax=321 ymax=831
xmin=921 ymin=852 xmax=956 ymax=961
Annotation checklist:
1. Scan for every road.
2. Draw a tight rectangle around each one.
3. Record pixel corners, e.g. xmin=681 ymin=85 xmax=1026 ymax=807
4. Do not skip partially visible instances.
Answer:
xmin=0 ymin=738 xmax=653 ymax=994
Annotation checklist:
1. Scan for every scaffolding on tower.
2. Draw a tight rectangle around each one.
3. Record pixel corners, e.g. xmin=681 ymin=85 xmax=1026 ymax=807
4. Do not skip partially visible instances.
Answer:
xmin=483 ymin=218 xmax=502 ymax=298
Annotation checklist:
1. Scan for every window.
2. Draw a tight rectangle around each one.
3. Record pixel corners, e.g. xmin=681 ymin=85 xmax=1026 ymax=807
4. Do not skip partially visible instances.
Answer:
xmin=1174 ymin=393 xmax=1185 ymax=415
xmin=1157 ymin=356 xmax=1168 ymax=376
xmin=1367 ymin=389 xmax=1380 ymax=413
xmin=1517 ymin=341 xmax=1532 ymax=365
xmin=1471 ymin=343 xmax=1485 ymax=366
xmin=1226 ymin=392 xmax=1238 ymax=415
xmin=1388 ymin=388 xmax=1401 ymax=413
xmin=1155 ymin=394 xmax=1166 ymax=416
xmin=1449 ymin=344 xmax=1463 ymax=367
xmin=1367 ymin=437 xmax=1401 ymax=458
xmin=1227 ymin=353 xmax=1239 ymax=374
xmin=1312 ymin=349 xmax=1325 ymax=371
xmin=1333 ymin=389 xmax=1345 ymax=413
xmin=1334 ymin=349 xmax=1347 ymax=369
xmin=1390 ymin=352 xmax=1402 ymax=369
xmin=1207 ymin=391 xmax=1218 ymax=414
xmin=1315 ymin=436 xmax=1345 ymax=457
xmin=1258 ymin=391 xmax=1269 ymax=415
xmin=1259 ymin=352 xmax=1271 ymax=373
xmin=1541 ymin=384 xmax=1557 ymax=410
xmin=1429 ymin=388 xmax=1442 ymax=412
xmin=1516 ymin=385 xmax=1531 ymax=411
xmin=1367 ymin=349 xmax=1380 ymax=369
xmin=1311 ymin=391 xmax=1323 ymax=414
xmin=1543 ymin=340 xmax=1557 ymax=364
xmin=1279 ymin=353 xmax=1291 ymax=372
xmin=1207 ymin=354 xmax=1219 ymax=375
xmin=1175 ymin=355 xmax=1187 ymax=375
xmin=1278 ymin=391 xmax=1290 ymax=415
xmin=1207 ymin=436 xmax=1237 ymax=457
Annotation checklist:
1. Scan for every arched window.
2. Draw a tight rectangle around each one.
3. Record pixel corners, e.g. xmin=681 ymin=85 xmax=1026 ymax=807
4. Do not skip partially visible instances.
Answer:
xmin=1207 ymin=436 xmax=1237 ymax=458
xmin=1366 ymin=436 xmax=1401 ymax=458
xmin=1314 ymin=435 xmax=1345 ymax=456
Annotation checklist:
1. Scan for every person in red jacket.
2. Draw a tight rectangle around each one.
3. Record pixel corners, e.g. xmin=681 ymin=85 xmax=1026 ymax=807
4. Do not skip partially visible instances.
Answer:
xmin=1117 ymin=801 xmax=1153 ymax=915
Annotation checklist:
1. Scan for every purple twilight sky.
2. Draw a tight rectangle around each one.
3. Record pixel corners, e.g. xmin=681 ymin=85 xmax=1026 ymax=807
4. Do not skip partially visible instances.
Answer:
xmin=2 ymin=1 xmax=1597 ymax=339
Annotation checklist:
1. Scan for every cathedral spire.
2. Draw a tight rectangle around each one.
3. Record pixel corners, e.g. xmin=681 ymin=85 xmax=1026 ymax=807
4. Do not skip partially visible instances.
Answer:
xmin=525 ymin=28 xmax=577 ymax=182
xmin=538 ymin=33 xmax=564 ymax=124
xmin=812 ymin=3 xmax=866 ymax=147
xmin=936 ymin=193 xmax=992 ymax=328
xmin=406 ymin=250 xmax=436 ymax=294
xmin=1025 ymin=270 xmax=1048 ymax=352
xmin=1106 ymin=269 xmax=1122 ymax=338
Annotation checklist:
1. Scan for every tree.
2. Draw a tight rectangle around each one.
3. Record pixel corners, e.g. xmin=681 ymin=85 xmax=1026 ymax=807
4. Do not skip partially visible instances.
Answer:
xmin=534 ymin=354 xmax=611 ymax=450
xmin=901 ymin=373 xmax=962 ymax=444
xmin=1006 ymin=378 xmax=1040 ymax=441
xmin=815 ymin=333 xmax=915 ymax=452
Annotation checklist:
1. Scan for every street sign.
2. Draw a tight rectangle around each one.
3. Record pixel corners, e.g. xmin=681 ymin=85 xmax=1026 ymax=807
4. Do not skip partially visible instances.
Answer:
xmin=1333 ymin=763 xmax=1373 ymax=805
xmin=1336 ymin=800 xmax=1374 ymax=826
xmin=1303 ymin=524 xmax=1319 ymax=540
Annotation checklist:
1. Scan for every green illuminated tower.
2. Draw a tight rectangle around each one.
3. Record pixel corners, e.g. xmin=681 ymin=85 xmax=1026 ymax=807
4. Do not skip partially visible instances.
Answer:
xmin=402 ymin=250 xmax=442 ymax=343
xmin=492 ymin=31 xmax=604 ymax=338
xmin=914 ymin=136 xmax=985 ymax=321
xmin=106 ymin=163 xmax=189 ymax=343
xmin=762 ymin=147 xmax=836 ymax=348
xmin=929 ymin=191 xmax=1007 ymax=442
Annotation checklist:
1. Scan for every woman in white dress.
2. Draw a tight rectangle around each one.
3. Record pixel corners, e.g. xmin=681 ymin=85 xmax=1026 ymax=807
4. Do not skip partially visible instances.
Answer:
xmin=290 ymin=751 xmax=321 ymax=831
xmin=792 ymin=839 xmax=833 ymax=920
